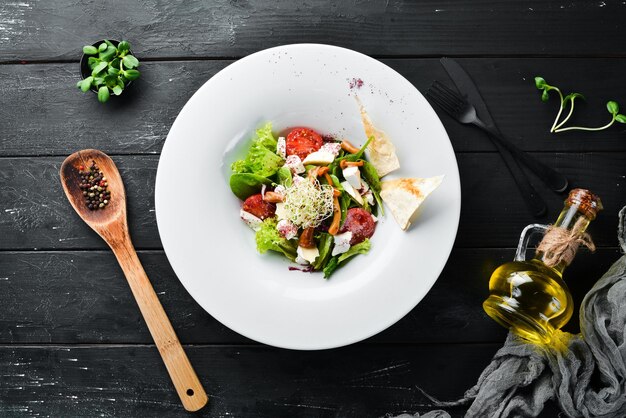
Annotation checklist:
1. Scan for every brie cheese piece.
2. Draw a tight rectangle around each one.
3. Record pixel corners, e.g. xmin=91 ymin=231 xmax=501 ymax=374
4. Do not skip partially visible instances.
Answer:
xmin=296 ymin=245 xmax=319 ymax=264
xmin=342 ymin=166 xmax=362 ymax=190
xmin=275 ymin=202 xmax=287 ymax=220
xmin=341 ymin=181 xmax=364 ymax=205
xmin=302 ymin=150 xmax=335 ymax=165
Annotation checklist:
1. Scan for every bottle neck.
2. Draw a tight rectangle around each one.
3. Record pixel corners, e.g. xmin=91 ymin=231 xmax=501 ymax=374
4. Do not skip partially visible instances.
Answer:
xmin=555 ymin=205 xmax=591 ymax=231
xmin=534 ymin=205 xmax=592 ymax=273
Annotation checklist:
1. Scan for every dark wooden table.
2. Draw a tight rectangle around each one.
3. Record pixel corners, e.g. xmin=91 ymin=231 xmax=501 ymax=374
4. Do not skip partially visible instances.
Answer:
xmin=1 ymin=1 xmax=625 ymax=417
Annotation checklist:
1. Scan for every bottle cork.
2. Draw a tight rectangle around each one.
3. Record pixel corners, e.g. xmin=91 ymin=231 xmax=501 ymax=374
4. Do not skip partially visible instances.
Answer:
xmin=566 ymin=189 xmax=603 ymax=220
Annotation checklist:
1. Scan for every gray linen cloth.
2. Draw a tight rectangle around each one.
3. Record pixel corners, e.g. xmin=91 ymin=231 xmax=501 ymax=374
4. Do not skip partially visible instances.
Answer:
xmin=394 ymin=206 xmax=626 ymax=418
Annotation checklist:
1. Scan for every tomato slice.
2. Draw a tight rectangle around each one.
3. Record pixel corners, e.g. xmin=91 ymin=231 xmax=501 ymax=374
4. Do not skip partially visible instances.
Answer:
xmin=285 ymin=128 xmax=323 ymax=160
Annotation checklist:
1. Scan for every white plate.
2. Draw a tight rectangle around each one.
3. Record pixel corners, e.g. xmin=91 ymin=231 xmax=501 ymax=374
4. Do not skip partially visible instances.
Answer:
xmin=155 ymin=44 xmax=461 ymax=350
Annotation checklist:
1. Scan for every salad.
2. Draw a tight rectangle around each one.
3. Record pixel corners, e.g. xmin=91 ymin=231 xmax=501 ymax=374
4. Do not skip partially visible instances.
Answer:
xmin=229 ymin=123 xmax=383 ymax=278
xmin=229 ymin=103 xmax=444 ymax=279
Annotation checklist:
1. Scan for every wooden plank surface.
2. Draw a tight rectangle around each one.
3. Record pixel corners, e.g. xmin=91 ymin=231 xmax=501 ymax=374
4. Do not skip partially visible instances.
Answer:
xmin=2 ymin=1 xmax=625 ymax=416
xmin=0 ymin=248 xmax=619 ymax=346
xmin=3 ymin=58 xmax=626 ymax=157
xmin=1 ymin=1 xmax=626 ymax=62
xmin=0 ymin=343 xmax=564 ymax=418
xmin=0 ymin=153 xmax=623 ymax=251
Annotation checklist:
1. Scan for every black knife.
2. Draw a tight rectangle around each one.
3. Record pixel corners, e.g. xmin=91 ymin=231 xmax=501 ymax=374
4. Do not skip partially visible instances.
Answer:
xmin=438 ymin=58 xmax=546 ymax=217
xmin=440 ymin=57 xmax=568 ymax=194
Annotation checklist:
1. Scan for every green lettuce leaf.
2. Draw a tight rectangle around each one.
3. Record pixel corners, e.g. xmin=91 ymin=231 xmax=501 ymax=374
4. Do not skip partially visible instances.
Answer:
xmin=323 ymin=256 xmax=339 ymax=279
xmin=229 ymin=173 xmax=272 ymax=200
xmin=360 ymin=161 xmax=384 ymax=215
xmin=276 ymin=166 xmax=293 ymax=187
xmin=246 ymin=142 xmax=284 ymax=177
xmin=338 ymin=239 xmax=371 ymax=263
xmin=231 ymin=159 xmax=249 ymax=173
xmin=254 ymin=122 xmax=278 ymax=150
xmin=339 ymin=192 xmax=351 ymax=227
xmin=354 ymin=136 xmax=374 ymax=160
xmin=313 ymin=233 xmax=333 ymax=270
xmin=329 ymin=174 xmax=343 ymax=189
xmin=231 ymin=123 xmax=283 ymax=177
xmin=361 ymin=161 xmax=381 ymax=192
xmin=371 ymin=190 xmax=383 ymax=216
xmin=323 ymin=239 xmax=372 ymax=278
xmin=255 ymin=218 xmax=297 ymax=261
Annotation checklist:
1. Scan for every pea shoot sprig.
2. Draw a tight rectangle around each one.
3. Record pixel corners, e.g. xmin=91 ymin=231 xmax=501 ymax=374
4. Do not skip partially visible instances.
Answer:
xmin=77 ymin=40 xmax=140 ymax=103
xmin=535 ymin=76 xmax=626 ymax=133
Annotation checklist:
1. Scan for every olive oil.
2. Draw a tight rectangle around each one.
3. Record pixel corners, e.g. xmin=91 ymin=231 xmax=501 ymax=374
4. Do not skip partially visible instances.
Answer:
xmin=484 ymin=259 xmax=573 ymax=343
xmin=483 ymin=189 xmax=602 ymax=344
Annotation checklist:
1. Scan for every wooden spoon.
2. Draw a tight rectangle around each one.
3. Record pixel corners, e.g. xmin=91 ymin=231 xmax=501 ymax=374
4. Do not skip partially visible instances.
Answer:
xmin=60 ymin=149 xmax=208 ymax=412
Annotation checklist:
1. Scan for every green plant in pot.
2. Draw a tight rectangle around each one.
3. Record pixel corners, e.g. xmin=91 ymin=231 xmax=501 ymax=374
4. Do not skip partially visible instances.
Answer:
xmin=77 ymin=40 xmax=140 ymax=103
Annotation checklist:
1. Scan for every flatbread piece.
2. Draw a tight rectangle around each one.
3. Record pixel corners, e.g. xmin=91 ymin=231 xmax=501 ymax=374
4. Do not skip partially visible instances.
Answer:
xmin=380 ymin=176 xmax=444 ymax=230
xmin=358 ymin=100 xmax=400 ymax=177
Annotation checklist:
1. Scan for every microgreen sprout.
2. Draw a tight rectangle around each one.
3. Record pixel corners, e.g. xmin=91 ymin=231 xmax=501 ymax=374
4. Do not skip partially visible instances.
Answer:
xmin=535 ymin=77 xmax=626 ymax=133
xmin=77 ymin=40 xmax=140 ymax=103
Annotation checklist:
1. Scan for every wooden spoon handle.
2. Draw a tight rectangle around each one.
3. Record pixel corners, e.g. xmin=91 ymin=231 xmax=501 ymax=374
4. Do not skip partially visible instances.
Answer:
xmin=111 ymin=240 xmax=208 ymax=411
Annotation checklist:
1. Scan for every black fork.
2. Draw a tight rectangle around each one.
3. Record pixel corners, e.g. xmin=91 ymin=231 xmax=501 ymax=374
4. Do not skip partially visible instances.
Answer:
xmin=427 ymin=81 xmax=568 ymax=193
xmin=427 ymin=81 xmax=548 ymax=218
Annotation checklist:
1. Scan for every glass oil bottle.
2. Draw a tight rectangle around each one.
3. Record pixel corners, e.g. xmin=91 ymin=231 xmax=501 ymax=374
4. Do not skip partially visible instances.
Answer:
xmin=483 ymin=189 xmax=602 ymax=344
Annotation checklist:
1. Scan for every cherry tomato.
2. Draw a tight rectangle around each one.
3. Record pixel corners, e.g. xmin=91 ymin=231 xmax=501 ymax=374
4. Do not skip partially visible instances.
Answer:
xmin=285 ymin=128 xmax=323 ymax=160
xmin=242 ymin=194 xmax=276 ymax=220
xmin=340 ymin=208 xmax=376 ymax=245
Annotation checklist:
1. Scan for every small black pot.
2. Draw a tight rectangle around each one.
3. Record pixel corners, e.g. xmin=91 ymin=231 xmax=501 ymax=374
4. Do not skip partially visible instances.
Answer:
xmin=79 ymin=39 xmax=134 ymax=94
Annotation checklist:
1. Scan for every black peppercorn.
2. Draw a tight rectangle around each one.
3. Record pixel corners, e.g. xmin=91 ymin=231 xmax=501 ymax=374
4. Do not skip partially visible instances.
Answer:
xmin=79 ymin=160 xmax=112 ymax=211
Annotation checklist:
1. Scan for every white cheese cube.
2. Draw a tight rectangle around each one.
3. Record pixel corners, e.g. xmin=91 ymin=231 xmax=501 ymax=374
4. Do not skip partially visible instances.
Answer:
xmin=277 ymin=219 xmax=298 ymax=240
xmin=320 ymin=142 xmax=342 ymax=156
xmin=341 ymin=181 xmax=364 ymax=205
xmin=331 ymin=231 xmax=352 ymax=256
xmin=292 ymin=175 xmax=305 ymax=186
xmin=296 ymin=245 xmax=319 ymax=264
xmin=284 ymin=155 xmax=305 ymax=174
xmin=276 ymin=137 xmax=286 ymax=158
xmin=240 ymin=209 xmax=263 ymax=231
xmin=342 ymin=166 xmax=362 ymax=190
xmin=302 ymin=150 xmax=335 ymax=165
xmin=273 ymin=185 xmax=287 ymax=197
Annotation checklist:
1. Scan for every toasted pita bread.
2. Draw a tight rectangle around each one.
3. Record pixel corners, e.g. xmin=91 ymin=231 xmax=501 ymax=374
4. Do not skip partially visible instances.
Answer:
xmin=380 ymin=176 xmax=444 ymax=230
xmin=358 ymin=99 xmax=400 ymax=177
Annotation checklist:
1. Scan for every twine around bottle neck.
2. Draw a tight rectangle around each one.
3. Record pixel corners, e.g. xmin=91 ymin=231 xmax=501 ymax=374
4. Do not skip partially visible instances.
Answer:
xmin=536 ymin=215 xmax=596 ymax=268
